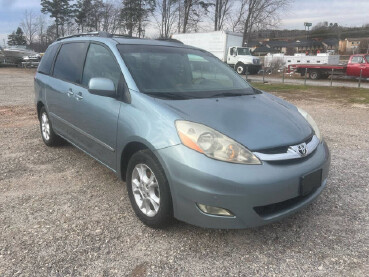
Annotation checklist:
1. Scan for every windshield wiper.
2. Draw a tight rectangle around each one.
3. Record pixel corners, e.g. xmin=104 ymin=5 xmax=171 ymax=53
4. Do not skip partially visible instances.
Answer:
xmin=144 ymin=92 xmax=190 ymax=100
xmin=210 ymin=92 xmax=251 ymax=98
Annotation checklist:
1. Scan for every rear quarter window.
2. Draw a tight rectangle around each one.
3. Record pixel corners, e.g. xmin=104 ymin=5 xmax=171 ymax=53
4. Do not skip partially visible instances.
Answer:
xmin=37 ymin=44 xmax=59 ymax=75
xmin=53 ymin=42 xmax=88 ymax=84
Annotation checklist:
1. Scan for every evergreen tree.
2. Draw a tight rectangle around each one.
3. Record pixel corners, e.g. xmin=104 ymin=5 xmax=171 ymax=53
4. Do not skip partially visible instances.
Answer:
xmin=41 ymin=0 xmax=72 ymax=38
xmin=121 ymin=0 xmax=155 ymax=37
xmin=7 ymin=27 xmax=27 ymax=46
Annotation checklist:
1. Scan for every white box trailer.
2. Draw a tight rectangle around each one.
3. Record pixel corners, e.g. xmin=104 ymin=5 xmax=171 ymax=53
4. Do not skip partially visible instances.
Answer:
xmin=172 ymin=31 xmax=261 ymax=74
xmin=264 ymin=53 xmax=340 ymax=68
xmin=173 ymin=31 xmax=243 ymax=62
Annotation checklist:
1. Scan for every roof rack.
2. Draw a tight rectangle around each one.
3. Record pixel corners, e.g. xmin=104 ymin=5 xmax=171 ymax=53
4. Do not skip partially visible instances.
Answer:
xmin=156 ymin=38 xmax=184 ymax=44
xmin=56 ymin=31 xmax=137 ymax=41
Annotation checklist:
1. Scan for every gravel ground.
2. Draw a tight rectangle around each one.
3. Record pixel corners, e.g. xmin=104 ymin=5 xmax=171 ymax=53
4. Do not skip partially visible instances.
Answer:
xmin=0 ymin=68 xmax=368 ymax=276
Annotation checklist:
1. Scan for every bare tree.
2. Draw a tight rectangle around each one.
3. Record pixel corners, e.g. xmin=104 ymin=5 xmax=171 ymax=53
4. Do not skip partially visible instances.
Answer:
xmin=102 ymin=1 xmax=123 ymax=34
xmin=152 ymin=0 xmax=179 ymax=38
xmin=180 ymin=0 xmax=210 ymax=33
xmin=20 ymin=10 xmax=38 ymax=45
xmin=214 ymin=0 xmax=232 ymax=31
xmin=241 ymin=0 xmax=290 ymax=45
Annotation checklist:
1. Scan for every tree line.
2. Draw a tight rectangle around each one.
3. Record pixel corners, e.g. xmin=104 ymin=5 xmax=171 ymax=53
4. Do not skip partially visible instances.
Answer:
xmin=8 ymin=0 xmax=290 ymax=52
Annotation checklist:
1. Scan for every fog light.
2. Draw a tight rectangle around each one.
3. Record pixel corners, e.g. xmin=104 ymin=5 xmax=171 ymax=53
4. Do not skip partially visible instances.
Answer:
xmin=197 ymin=203 xmax=234 ymax=217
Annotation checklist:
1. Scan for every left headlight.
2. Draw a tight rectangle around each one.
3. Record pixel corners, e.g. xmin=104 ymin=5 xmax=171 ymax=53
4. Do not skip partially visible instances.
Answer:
xmin=175 ymin=120 xmax=261 ymax=165
xmin=297 ymin=107 xmax=322 ymax=141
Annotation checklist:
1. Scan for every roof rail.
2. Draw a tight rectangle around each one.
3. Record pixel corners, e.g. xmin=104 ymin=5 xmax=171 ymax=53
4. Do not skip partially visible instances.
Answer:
xmin=156 ymin=38 xmax=184 ymax=44
xmin=56 ymin=31 xmax=137 ymax=41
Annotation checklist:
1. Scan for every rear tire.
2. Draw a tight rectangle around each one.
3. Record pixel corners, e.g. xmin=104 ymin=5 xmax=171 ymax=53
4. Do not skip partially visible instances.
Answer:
xmin=126 ymin=149 xmax=173 ymax=228
xmin=39 ymin=107 xmax=63 ymax=146
xmin=309 ymin=70 xmax=321 ymax=80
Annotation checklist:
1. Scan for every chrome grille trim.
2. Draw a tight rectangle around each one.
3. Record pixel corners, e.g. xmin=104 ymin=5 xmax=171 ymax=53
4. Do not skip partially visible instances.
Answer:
xmin=253 ymin=135 xmax=320 ymax=161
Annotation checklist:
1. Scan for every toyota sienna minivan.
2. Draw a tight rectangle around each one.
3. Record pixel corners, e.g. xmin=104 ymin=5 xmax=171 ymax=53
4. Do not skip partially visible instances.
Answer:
xmin=34 ymin=32 xmax=330 ymax=229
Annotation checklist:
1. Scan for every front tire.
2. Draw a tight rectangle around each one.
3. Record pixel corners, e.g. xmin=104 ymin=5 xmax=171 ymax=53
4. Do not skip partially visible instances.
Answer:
xmin=235 ymin=63 xmax=245 ymax=75
xmin=39 ymin=107 xmax=62 ymax=146
xmin=126 ymin=150 xmax=173 ymax=228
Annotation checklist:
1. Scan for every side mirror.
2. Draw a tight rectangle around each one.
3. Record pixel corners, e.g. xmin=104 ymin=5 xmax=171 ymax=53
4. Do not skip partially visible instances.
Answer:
xmin=88 ymin=77 xmax=116 ymax=98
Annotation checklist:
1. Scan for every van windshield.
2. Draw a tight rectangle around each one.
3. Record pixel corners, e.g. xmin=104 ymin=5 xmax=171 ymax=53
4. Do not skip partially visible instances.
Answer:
xmin=117 ymin=44 xmax=254 ymax=99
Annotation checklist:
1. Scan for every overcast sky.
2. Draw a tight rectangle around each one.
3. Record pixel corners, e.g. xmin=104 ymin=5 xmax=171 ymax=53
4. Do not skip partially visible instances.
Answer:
xmin=1 ymin=0 xmax=368 ymax=46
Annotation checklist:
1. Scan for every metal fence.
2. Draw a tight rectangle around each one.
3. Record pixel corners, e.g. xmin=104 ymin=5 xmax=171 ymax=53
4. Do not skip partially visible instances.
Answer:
xmin=244 ymin=65 xmax=368 ymax=89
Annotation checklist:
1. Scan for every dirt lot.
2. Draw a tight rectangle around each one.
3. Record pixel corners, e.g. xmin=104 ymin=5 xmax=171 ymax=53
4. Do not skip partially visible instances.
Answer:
xmin=0 ymin=67 xmax=368 ymax=276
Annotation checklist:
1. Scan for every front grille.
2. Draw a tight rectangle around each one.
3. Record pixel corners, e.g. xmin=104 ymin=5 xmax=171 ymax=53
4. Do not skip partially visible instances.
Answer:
xmin=256 ymin=135 xmax=313 ymax=155
xmin=253 ymin=188 xmax=318 ymax=218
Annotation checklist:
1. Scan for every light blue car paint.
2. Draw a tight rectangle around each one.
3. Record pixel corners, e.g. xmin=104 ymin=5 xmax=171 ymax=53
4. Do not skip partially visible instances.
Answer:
xmin=35 ymin=35 xmax=330 ymax=229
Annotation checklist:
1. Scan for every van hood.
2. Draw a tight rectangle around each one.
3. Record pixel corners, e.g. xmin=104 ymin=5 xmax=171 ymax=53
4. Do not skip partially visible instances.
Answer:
xmin=160 ymin=93 xmax=313 ymax=151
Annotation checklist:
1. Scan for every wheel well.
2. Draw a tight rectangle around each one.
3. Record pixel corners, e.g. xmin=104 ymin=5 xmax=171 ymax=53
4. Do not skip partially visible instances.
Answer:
xmin=235 ymin=62 xmax=244 ymax=68
xmin=37 ymin=101 xmax=44 ymax=120
xmin=120 ymin=142 xmax=149 ymax=181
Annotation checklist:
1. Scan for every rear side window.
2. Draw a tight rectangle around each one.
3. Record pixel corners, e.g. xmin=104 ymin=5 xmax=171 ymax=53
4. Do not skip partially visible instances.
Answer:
xmin=53 ymin=42 xmax=88 ymax=84
xmin=37 ymin=44 xmax=59 ymax=75
xmin=82 ymin=43 xmax=121 ymax=88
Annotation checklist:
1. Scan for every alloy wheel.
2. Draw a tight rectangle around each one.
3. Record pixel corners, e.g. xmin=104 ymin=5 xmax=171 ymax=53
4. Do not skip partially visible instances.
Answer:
xmin=41 ymin=113 xmax=50 ymax=141
xmin=131 ymin=163 xmax=160 ymax=217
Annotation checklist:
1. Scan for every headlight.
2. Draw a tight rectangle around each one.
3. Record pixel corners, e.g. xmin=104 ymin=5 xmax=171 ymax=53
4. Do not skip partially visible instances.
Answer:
xmin=175 ymin=120 xmax=261 ymax=164
xmin=297 ymin=107 xmax=322 ymax=141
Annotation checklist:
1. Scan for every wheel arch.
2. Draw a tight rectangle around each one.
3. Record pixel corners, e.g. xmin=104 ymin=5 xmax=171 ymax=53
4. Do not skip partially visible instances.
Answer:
xmin=120 ymin=141 xmax=151 ymax=181
xmin=37 ymin=101 xmax=45 ymax=120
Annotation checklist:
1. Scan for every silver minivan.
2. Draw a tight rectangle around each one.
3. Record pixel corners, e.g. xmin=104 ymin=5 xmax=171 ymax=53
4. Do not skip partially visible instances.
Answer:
xmin=35 ymin=32 xmax=330 ymax=229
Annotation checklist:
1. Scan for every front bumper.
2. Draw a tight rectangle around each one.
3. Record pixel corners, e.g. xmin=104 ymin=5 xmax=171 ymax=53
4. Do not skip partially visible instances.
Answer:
xmin=155 ymin=141 xmax=330 ymax=229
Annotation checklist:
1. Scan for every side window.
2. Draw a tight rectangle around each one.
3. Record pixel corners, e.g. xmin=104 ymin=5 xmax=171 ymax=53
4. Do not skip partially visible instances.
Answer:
xmin=82 ymin=44 xmax=121 ymax=88
xmin=53 ymin=42 xmax=88 ymax=84
xmin=37 ymin=43 xmax=59 ymax=75
xmin=351 ymin=56 xmax=363 ymax=64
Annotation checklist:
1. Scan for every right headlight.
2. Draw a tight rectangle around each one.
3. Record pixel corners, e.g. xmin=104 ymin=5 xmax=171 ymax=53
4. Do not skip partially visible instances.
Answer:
xmin=175 ymin=120 xmax=261 ymax=165
xmin=297 ymin=107 xmax=322 ymax=141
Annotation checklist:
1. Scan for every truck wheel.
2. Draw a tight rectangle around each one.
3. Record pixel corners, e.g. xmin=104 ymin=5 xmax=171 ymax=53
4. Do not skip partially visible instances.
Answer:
xmin=235 ymin=63 xmax=245 ymax=75
xmin=309 ymin=70 xmax=320 ymax=80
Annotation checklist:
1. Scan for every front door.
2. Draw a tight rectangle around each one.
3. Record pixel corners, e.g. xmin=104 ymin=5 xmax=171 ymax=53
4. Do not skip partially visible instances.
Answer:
xmin=228 ymin=47 xmax=238 ymax=65
xmin=347 ymin=55 xmax=364 ymax=77
xmin=68 ymin=43 xmax=123 ymax=170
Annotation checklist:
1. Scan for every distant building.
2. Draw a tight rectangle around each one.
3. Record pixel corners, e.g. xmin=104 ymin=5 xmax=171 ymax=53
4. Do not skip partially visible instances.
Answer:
xmin=244 ymin=41 xmax=261 ymax=52
xmin=339 ymin=38 xmax=367 ymax=54
xmin=252 ymin=45 xmax=278 ymax=56
xmin=322 ymin=38 xmax=339 ymax=53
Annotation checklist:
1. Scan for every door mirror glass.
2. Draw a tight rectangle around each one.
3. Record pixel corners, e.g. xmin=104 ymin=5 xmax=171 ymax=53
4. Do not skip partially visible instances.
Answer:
xmin=88 ymin=77 xmax=116 ymax=97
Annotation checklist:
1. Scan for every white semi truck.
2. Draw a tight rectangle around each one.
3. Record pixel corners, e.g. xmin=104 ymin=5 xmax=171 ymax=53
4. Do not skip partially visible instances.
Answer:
xmin=172 ymin=31 xmax=261 ymax=75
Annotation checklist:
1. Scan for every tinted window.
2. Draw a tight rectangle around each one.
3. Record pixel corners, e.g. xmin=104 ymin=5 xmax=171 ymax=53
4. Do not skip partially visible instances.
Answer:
xmin=82 ymin=44 xmax=121 ymax=88
xmin=53 ymin=42 xmax=88 ymax=83
xmin=37 ymin=43 xmax=59 ymax=75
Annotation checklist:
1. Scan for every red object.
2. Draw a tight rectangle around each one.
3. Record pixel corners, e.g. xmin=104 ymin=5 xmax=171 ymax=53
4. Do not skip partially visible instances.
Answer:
xmin=287 ymin=54 xmax=369 ymax=78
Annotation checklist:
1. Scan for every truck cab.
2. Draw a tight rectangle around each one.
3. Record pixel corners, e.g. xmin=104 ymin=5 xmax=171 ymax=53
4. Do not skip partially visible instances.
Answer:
xmin=346 ymin=54 xmax=369 ymax=78
xmin=227 ymin=47 xmax=261 ymax=75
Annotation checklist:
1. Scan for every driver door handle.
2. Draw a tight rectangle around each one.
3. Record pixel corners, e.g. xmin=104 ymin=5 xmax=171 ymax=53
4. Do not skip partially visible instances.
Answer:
xmin=75 ymin=92 xmax=83 ymax=100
